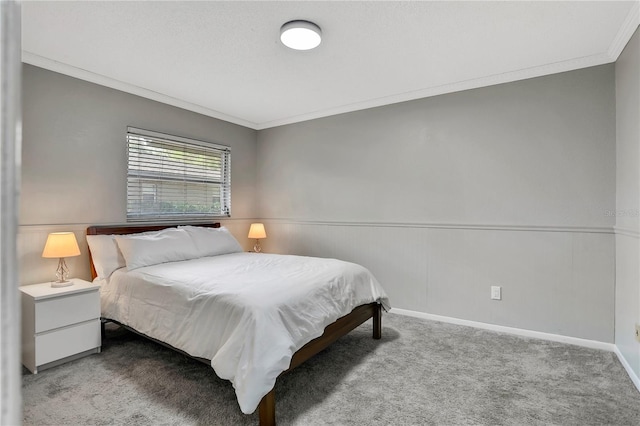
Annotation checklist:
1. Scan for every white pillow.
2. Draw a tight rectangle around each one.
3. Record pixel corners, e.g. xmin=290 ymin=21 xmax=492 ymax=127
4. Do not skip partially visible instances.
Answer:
xmin=180 ymin=225 xmax=243 ymax=257
xmin=86 ymin=229 xmax=167 ymax=278
xmin=86 ymin=234 xmax=126 ymax=279
xmin=115 ymin=228 xmax=200 ymax=270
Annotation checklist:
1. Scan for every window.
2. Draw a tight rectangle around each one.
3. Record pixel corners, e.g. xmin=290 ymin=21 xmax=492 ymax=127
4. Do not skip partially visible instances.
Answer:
xmin=126 ymin=127 xmax=230 ymax=221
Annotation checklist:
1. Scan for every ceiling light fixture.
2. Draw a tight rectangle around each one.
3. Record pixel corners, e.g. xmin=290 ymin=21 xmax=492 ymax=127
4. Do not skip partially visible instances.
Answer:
xmin=280 ymin=20 xmax=322 ymax=51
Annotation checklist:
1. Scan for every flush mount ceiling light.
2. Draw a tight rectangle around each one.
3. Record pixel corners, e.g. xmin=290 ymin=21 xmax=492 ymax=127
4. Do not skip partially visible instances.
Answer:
xmin=280 ymin=20 xmax=322 ymax=50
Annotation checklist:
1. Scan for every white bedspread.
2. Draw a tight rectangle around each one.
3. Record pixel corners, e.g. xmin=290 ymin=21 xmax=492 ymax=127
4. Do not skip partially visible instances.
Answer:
xmin=99 ymin=252 xmax=389 ymax=414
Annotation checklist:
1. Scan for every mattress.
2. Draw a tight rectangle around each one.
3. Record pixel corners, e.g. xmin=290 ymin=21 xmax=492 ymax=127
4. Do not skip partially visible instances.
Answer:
xmin=99 ymin=252 xmax=390 ymax=413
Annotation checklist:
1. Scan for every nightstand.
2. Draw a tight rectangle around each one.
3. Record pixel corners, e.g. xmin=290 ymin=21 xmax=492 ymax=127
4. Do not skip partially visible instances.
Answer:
xmin=20 ymin=278 xmax=101 ymax=374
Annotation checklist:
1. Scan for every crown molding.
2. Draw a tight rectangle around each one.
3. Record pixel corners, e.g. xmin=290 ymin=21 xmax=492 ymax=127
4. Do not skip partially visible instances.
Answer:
xmin=607 ymin=1 xmax=640 ymax=60
xmin=255 ymin=52 xmax=613 ymax=129
xmin=24 ymin=19 xmax=631 ymax=132
xmin=21 ymin=51 xmax=260 ymax=130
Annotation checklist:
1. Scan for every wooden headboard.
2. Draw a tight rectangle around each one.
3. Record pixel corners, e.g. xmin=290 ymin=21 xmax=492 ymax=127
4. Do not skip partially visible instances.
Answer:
xmin=86 ymin=222 xmax=221 ymax=280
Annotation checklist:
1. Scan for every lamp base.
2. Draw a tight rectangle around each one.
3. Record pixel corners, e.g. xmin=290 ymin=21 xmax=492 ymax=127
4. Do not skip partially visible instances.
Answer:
xmin=51 ymin=280 xmax=73 ymax=288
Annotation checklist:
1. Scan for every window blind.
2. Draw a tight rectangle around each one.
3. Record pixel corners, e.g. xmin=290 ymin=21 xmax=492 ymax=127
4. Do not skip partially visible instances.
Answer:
xmin=126 ymin=127 xmax=231 ymax=221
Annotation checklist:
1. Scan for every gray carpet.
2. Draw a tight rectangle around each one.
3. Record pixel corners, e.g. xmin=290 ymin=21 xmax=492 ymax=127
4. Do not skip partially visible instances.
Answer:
xmin=23 ymin=314 xmax=640 ymax=425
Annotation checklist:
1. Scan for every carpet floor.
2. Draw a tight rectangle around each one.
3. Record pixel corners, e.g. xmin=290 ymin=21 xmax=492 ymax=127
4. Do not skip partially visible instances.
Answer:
xmin=23 ymin=313 xmax=640 ymax=425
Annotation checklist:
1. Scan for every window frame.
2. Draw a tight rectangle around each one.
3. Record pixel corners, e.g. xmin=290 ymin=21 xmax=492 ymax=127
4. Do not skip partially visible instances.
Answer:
xmin=126 ymin=127 xmax=231 ymax=222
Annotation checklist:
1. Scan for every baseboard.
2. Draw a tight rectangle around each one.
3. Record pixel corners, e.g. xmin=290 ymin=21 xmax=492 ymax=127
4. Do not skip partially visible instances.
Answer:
xmin=613 ymin=346 xmax=640 ymax=393
xmin=389 ymin=308 xmax=615 ymax=352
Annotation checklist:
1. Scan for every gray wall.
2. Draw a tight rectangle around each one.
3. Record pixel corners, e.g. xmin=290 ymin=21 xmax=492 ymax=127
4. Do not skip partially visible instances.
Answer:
xmin=615 ymin=27 xmax=640 ymax=379
xmin=257 ymin=65 xmax=616 ymax=342
xmin=20 ymin=64 xmax=258 ymax=284
xmin=21 ymin=61 xmax=620 ymax=344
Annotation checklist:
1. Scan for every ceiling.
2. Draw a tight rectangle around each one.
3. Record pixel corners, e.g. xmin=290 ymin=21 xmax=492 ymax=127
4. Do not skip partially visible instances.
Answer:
xmin=22 ymin=1 xmax=640 ymax=130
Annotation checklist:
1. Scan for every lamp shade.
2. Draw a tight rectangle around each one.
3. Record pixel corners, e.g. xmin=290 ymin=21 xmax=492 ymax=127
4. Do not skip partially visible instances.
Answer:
xmin=42 ymin=232 xmax=81 ymax=258
xmin=248 ymin=223 xmax=267 ymax=239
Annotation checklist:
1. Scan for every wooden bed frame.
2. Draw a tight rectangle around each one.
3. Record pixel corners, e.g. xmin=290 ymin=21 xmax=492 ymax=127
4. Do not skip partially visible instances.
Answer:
xmin=86 ymin=222 xmax=382 ymax=426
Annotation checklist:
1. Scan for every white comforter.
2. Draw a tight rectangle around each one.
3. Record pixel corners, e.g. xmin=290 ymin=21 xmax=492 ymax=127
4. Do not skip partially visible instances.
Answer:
xmin=99 ymin=252 xmax=390 ymax=414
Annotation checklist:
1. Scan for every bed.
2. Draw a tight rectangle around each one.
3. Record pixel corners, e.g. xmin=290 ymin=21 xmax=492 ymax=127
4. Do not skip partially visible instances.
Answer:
xmin=86 ymin=222 xmax=389 ymax=425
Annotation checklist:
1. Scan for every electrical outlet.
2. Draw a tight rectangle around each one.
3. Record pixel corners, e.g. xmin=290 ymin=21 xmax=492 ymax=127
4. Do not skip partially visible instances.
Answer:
xmin=491 ymin=286 xmax=502 ymax=300
xmin=635 ymin=324 xmax=640 ymax=343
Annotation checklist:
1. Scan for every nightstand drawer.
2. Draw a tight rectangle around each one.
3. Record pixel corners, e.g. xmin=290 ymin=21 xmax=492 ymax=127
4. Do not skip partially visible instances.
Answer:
xmin=35 ymin=320 xmax=101 ymax=366
xmin=35 ymin=290 xmax=100 ymax=333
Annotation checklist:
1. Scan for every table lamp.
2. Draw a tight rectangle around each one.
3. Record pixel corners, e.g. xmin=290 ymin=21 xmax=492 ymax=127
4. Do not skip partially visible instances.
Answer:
xmin=42 ymin=232 xmax=81 ymax=287
xmin=248 ymin=223 xmax=267 ymax=253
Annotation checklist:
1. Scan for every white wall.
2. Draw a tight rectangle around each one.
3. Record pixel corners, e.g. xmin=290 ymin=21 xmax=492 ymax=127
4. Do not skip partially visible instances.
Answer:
xmin=615 ymin=27 xmax=640 ymax=380
xmin=257 ymin=65 xmax=616 ymax=342
xmin=20 ymin=65 xmax=258 ymax=284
